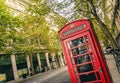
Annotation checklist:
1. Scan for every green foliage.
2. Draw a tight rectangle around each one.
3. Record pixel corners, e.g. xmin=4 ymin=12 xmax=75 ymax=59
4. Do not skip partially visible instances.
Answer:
xmin=0 ymin=1 xmax=22 ymax=53
xmin=0 ymin=1 xmax=20 ymax=27
xmin=1 ymin=0 xmax=52 ymax=53
xmin=47 ymin=31 xmax=62 ymax=52
xmin=46 ymin=12 xmax=68 ymax=52
xmin=27 ymin=0 xmax=50 ymax=16
xmin=50 ymin=12 xmax=68 ymax=29
xmin=92 ymin=20 xmax=110 ymax=47
xmin=17 ymin=1 xmax=51 ymax=52
xmin=21 ymin=0 xmax=68 ymax=53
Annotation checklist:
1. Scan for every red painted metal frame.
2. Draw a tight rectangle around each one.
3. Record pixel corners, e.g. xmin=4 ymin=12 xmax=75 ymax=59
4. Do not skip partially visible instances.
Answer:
xmin=59 ymin=19 xmax=113 ymax=83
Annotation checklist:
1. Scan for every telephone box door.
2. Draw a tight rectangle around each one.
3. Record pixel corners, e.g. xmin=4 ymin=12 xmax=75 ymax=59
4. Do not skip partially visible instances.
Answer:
xmin=64 ymin=31 xmax=106 ymax=83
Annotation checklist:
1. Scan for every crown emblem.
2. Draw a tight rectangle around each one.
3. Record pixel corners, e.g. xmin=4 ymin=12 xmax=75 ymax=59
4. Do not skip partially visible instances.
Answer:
xmin=70 ymin=24 xmax=75 ymax=28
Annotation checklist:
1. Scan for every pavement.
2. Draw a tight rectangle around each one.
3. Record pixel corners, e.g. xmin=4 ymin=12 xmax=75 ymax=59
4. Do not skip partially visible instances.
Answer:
xmin=105 ymin=54 xmax=120 ymax=83
xmin=7 ymin=66 xmax=70 ymax=83
xmin=7 ymin=54 xmax=120 ymax=83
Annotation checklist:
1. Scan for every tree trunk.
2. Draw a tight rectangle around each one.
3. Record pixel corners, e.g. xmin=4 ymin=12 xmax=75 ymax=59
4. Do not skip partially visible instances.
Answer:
xmin=111 ymin=0 xmax=119 ymax=27
xmin=11 ymin=54 xmax=19 ymax=80
xmin=45 ymin=52 xmax=51 ymax=70
xmin=96 ymin=18 xmax=118 ymax=49
xmin=37 ymin=53 xmax=42 ymax=72
xmin=58 ymin=52 xmax=65 ymax=67
xmin=26 ymin=55 xmax=31 ymax=76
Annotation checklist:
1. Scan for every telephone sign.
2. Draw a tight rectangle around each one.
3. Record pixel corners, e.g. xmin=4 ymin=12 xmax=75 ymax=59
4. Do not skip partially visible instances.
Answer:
xmin=59 ymin=19 xmax=113 ymax=83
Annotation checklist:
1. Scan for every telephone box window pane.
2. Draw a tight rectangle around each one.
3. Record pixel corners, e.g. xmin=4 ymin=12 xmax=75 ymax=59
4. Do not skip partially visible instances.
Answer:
xmin=74 ymin=54 xmax=90 ymax=64
xmin=80 ymin=72 xmax=96 ymax=82
xmin=78 ymin=45 xmax=87 ymax=54
xmin=71 ymin=45 xmax=87 ymax=56
xmin=70 ymin=37 xmax=84 ymax=48
xmin=96 ymin=72 xmax=101 ymax=80
xmin=72 ymin=48 xmax=79 ymax=55
xmin=77 ymin=63 xmax=93 ymax=73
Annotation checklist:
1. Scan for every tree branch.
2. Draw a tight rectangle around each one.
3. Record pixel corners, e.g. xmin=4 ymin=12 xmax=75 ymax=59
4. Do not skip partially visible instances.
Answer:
xmin=111 ymin=0 xmax=119 ymax=27
xmin=88 ymin=0 xmax=119 ymax=49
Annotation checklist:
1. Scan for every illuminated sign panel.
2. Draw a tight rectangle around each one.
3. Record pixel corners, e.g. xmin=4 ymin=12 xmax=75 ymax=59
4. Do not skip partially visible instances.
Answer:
xmin=62 ymin=24 xmax=86 ymax=36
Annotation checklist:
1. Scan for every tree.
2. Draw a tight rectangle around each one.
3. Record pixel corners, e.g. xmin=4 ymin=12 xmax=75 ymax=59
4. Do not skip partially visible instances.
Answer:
xmin=18 ymin=0 xmax=52 ymax=75
xmin=87 ymin=0 xmax=119 ymax=49
xmin=25 ymin=0 xmax=68 ymax=52
xmin=0 ymin=0 xmax=22 ymax=53
xmin=93 ymin=20 xmax=110 ymax=47
xmin=49 ymin=0 xmax=119 ymax=49
xmin=23 ymin=0 xmax=68 ymax=73
xmin=45 ymin=12 xmax=68 ymax=52
xmin=111 ymin=0 xmax=119 ymax=27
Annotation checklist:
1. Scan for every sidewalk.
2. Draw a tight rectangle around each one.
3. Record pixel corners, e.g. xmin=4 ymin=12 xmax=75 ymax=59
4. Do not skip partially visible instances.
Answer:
xmin=105 ymin=54 xmax=120 ymax=83
xmin=7 ymin=66 xmax=69 ymax=83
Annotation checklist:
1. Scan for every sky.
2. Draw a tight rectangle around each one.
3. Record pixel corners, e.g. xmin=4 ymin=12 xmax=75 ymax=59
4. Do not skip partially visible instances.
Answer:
xmin=53 ymin=0 xmax=74 ymax=20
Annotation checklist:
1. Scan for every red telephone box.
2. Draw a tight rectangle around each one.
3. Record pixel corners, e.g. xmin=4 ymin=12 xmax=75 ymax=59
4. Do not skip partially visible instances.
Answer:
xmin=59 ymin=19 xmax=113 ymax=83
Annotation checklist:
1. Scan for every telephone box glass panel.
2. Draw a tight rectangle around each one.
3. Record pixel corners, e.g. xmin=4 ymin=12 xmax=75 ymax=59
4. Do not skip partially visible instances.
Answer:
xmin=67 ymin=35 xmax=102 ymax=82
